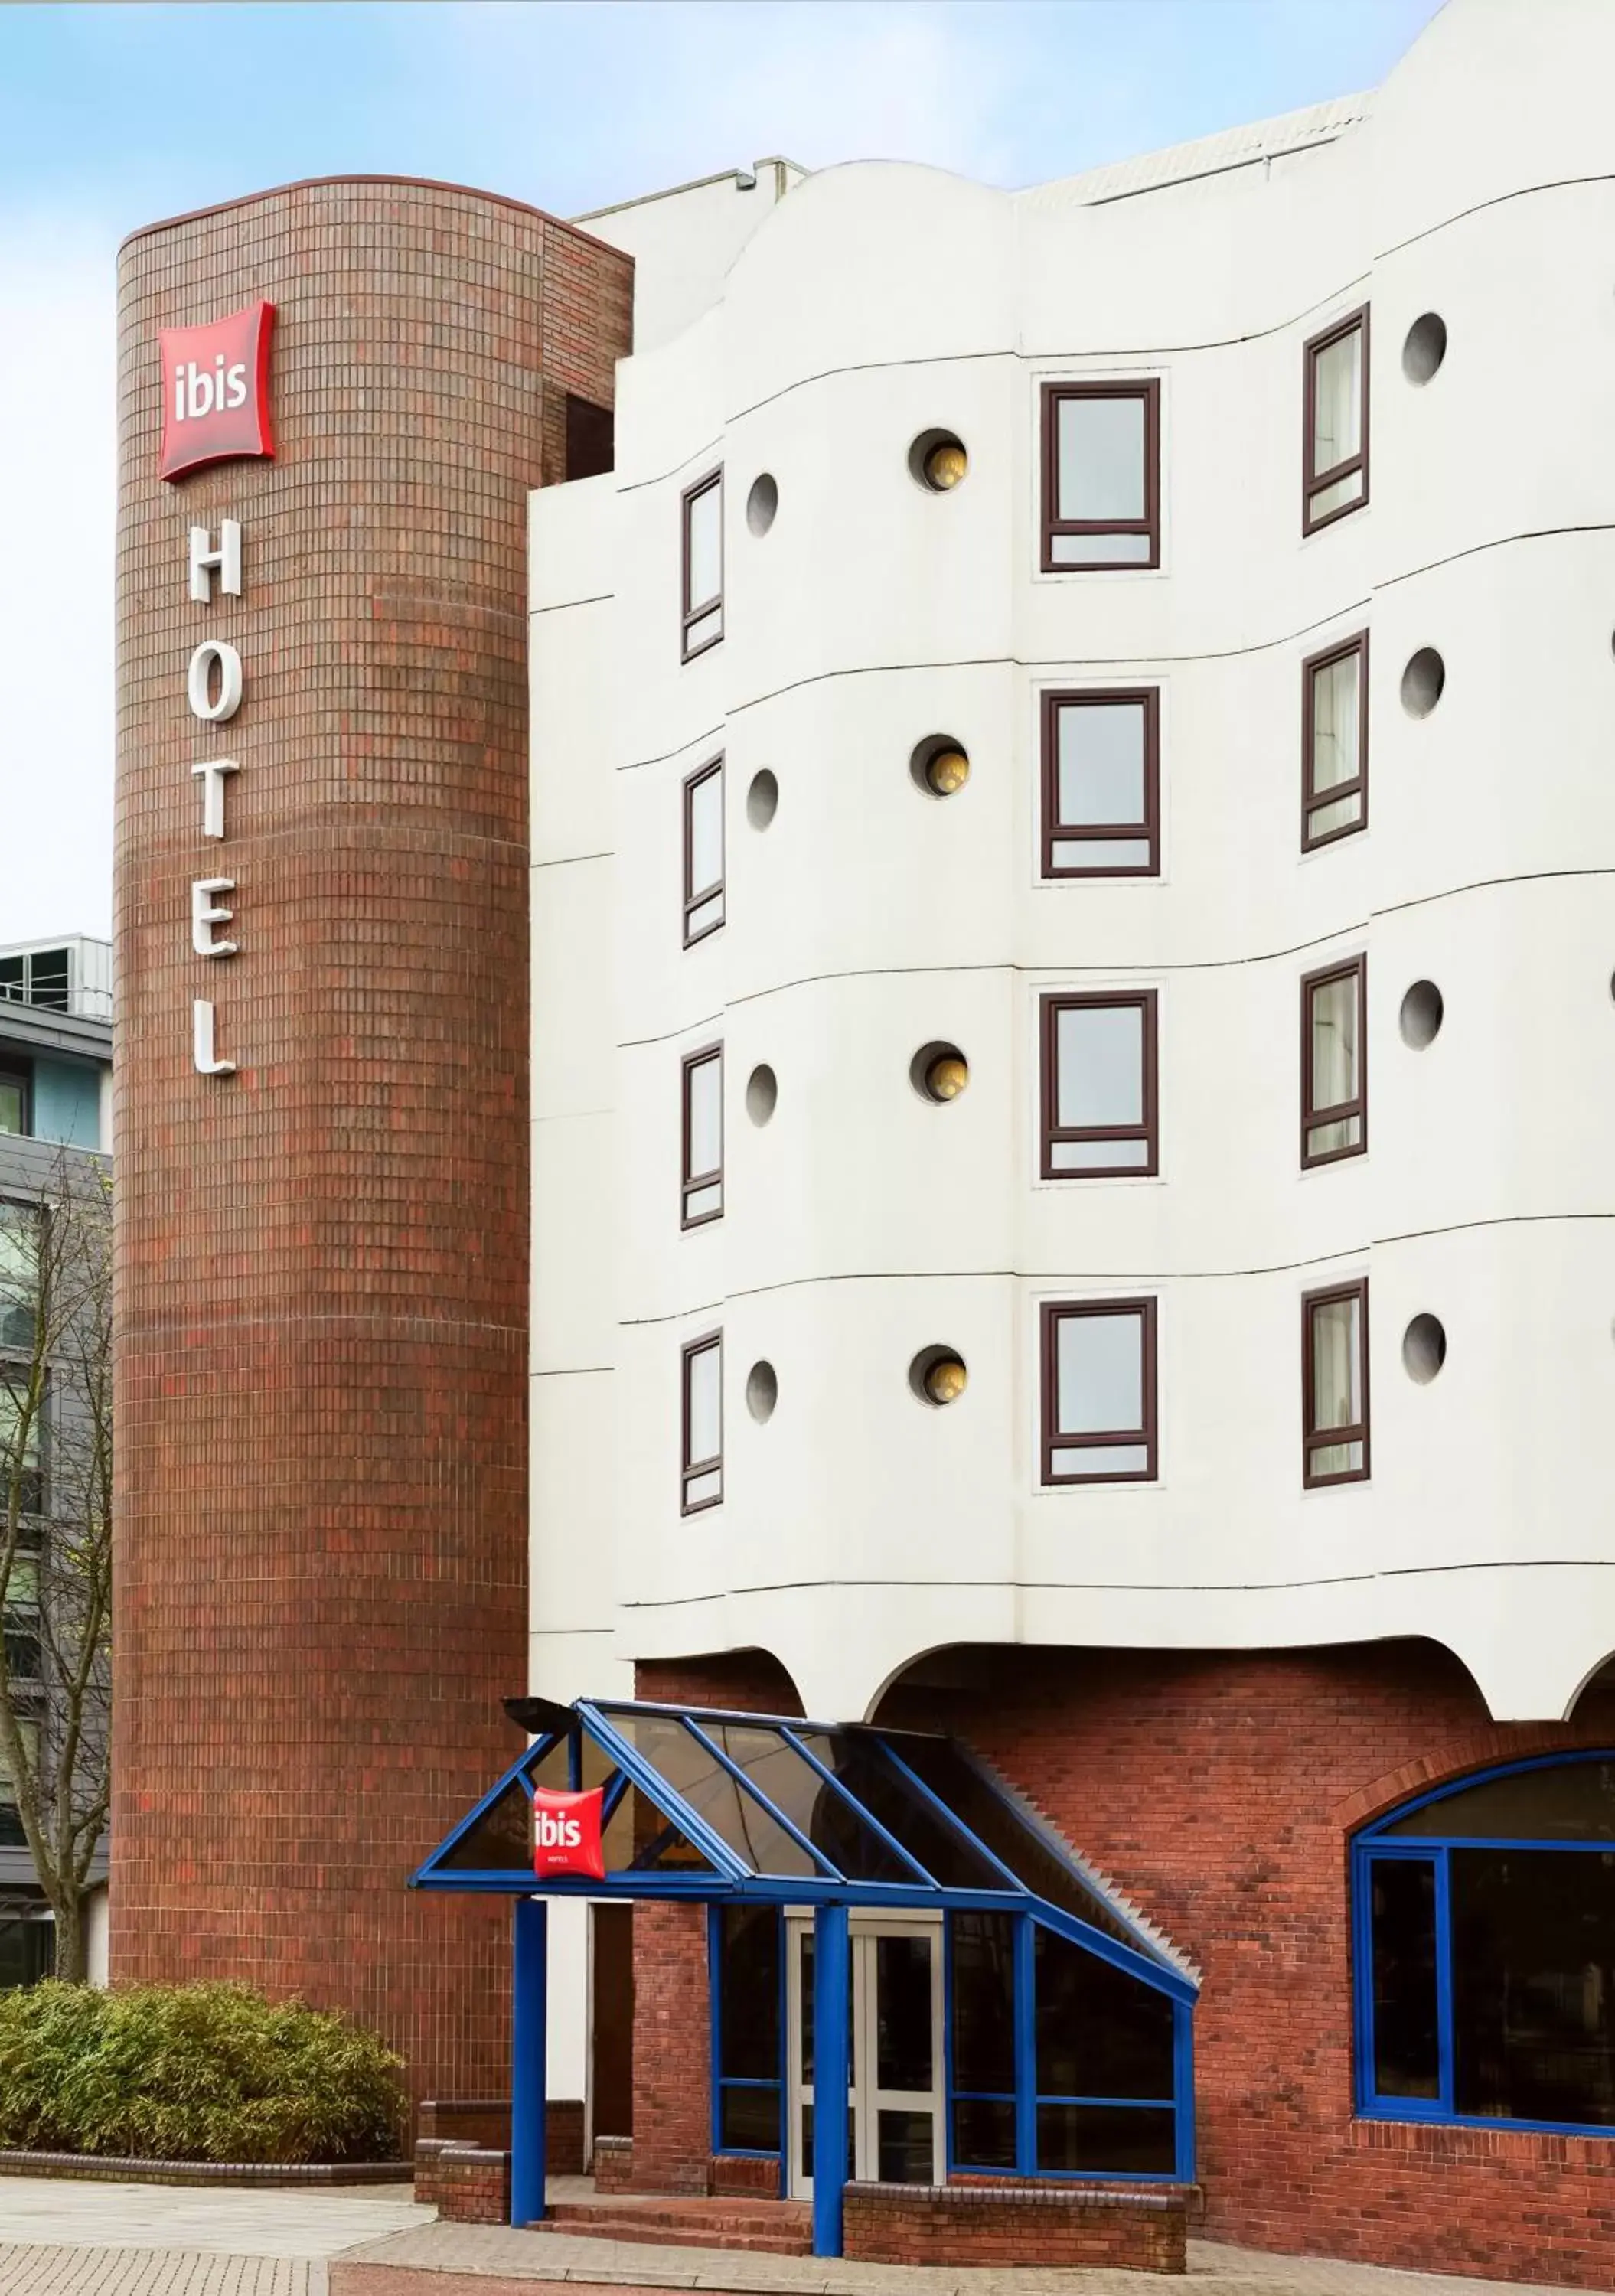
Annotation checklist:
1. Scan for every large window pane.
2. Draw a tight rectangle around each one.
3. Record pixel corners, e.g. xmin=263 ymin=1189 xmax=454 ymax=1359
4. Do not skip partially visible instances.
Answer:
xmin=1385 ymin=1760 xmax=1615 ymax=1842
xmin=687 ymin=479 xmax=721 ymax=608
xmin=0 ymin=1078 xmax=24 ymax=1137
xmin=793 ymin=1730 xmax=1003 ymax=1890
xmin=950 ymin=1912 xmax=1016 ymax=2094
xmin=1036 ymin=2103 xmax=1176 ymax=2175
xmin=687 ymin=1345 xmax=719 ymax=1461
xmin=1034 ymin=1926 xmax=1174 ymax=2101
xmin=688 ymin=771 xmax=723 ymax=897
xmin=1056 ymin=1311 xmax=1144 ymax=1435
xmin=953 ymin=2096 xmax=1016 ymax=2169
xmin=1056 ymin=700 xmax=1146 ymax=827
xmin=1313 ymin=328 xmax=1362 ymax=474
xmin=875 ymin=1932 xmax=933 ymax=2092
xmin=1450 ymin=1848 xmax=1615 ymax=2128
xmin=1057 ymin=396 xmax=1145 ymax=523
xmin=1369 ymin=1858 xmax=1440 ymax=2099
xmin=1310 ymin=1295 xmax=1361 ymax=1433
xmin=719 ymin=1906 xmax=781 ymax=2081
xmin=1311 ymin=651 xmax=1361 ymax=797
xmin=608 ymin=1713 xmax=814 ymax=1877
xmin=1055 ymin=1005 xmax=1143 ymax=1130
xmin=720 ymin=2084 xmax=780 ymax=2149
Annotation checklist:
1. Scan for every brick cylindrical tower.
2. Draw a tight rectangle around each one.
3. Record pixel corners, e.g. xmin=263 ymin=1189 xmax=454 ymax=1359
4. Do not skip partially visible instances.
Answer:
xmin=112 ymin=178 xmax=631 ymax=2102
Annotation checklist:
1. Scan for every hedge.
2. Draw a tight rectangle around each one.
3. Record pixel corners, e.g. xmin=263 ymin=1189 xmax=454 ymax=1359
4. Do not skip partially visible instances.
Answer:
xmin=0 ymin=1981 xmax=406 ymax=2163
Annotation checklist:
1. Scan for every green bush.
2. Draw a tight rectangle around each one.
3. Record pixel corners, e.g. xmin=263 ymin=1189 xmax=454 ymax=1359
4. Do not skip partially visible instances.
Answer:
xmin=0 ymin=1981 xmax=406 ymax=2163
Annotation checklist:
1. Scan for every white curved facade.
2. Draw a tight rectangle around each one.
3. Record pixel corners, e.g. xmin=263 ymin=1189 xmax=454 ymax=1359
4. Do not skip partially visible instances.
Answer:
xmin=529 ymin=0 xmax=1615 ymax=1733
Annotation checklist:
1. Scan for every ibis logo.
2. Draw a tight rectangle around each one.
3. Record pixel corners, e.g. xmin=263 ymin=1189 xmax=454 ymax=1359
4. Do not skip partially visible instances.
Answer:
xmin=158 ymin=301 xmax=276 ymax=483
xmin=532 ymin=1785 xmax=606 ymax=1881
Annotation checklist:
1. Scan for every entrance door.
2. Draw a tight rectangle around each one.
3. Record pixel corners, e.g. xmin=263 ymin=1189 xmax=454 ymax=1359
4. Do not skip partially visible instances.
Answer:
xmin=785 ymin=1915 xmax=943 ymax=2197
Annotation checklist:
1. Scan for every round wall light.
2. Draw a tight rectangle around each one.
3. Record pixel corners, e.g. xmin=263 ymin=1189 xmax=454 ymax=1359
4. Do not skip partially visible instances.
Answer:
xmin=746 ymin=1361 xmax=778 ymax=1422
xmin=746 ymin=1065 xmax=778 ymax=1126
xmin=910 ymin=1042 xmax=970 ymax=1102
xmin=1401 ymin=647 xmax=1446 ymax=718
xmin=746 ymin=769 xmax=778 ymax=830
xmin=746 ymin=473 xmax=778 ymax=536
xmin=910 ymin=735 xmax=970 ymax=797
xmin=1398 ymin=980 xmax=1444 ymax=1049
xmin=1401 ymin=314 xmax=1447 ymax=385
xmin=909 ymin=429 xmax=968 ymax=492
xmin=910 ymin=1346 xmax=968 ymax=1406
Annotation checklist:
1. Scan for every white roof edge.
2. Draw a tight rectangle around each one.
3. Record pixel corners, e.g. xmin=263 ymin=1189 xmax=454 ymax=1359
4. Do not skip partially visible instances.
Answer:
xmin=1019 ymin=91 xmax=1371 ymax=213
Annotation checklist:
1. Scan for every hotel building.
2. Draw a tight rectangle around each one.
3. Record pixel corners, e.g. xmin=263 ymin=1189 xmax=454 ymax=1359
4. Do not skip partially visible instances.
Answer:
xmin=113 ymin=2 xmax=1615 ymax=2278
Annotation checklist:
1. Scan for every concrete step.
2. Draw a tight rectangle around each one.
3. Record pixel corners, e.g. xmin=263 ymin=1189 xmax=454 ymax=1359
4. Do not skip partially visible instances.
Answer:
xmin=537 ymin=2200 xmax=813 ymax=2256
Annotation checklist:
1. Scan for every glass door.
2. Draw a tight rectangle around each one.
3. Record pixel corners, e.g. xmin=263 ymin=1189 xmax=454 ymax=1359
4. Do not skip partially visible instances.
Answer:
xmin=786 ymin=1916 xmax=943 ymax=2197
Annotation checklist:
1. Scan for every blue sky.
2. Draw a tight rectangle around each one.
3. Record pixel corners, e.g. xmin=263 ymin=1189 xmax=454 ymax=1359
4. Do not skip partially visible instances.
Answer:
xmin=0 ymin=0 xmax=1444 ymax=941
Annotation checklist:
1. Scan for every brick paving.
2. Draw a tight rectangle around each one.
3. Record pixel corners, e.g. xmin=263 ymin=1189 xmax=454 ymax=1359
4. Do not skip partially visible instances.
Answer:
xmin=0 ymin=2180 xmax=1596 ymax=2296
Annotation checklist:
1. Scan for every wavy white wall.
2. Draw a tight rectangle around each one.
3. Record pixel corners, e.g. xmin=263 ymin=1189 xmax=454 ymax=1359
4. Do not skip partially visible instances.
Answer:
xmin=530 ymin=0 xmax=1615 ymax=1730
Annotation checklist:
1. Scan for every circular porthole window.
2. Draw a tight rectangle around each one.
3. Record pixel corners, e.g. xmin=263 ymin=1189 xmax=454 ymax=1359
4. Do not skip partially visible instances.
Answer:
xmin=1399 ymin=980 xmax=1444 ymax=1049
xmin=746 ymin=1361 xmax=778 ymax=1422
xmin=1401 ymin=647 xmax=1446 ymax=718
xmin=910 ymin=1042 xmax=969 ymax=1103
xmin=746 ymin=474 xmax=778 ymax=536
xmin=909 ymin=430 xmax=968 ymax=493
xmin=909 ymin=1345 xmax=967 ymax=1407
xmin=1401 ymin=313 xmax=1447 ymax=385
xmin=746 ymin=769 xmax=778 ymax=830
xmin=745 ymin=1065 xmax=778 ymax=1126
xmin=1402 ymin=1313 xmax=1447 ymax=1384
xmin=910 ymin=735 xmax=970 ymax=798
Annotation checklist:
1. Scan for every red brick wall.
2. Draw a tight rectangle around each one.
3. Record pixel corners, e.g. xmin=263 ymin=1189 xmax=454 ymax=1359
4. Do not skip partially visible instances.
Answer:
xmin=112 ymin=176 xmax=632 ymax=2108
xmin=843 ymin=2181 xmax=1186 ymax=2272
xmin=647 ymin=1640 xmax=1615 ymax=2287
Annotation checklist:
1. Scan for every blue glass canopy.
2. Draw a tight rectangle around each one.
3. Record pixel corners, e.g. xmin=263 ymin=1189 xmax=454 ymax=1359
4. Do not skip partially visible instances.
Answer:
xmin=413 ymin=1697 xmax=1196 ymax=2004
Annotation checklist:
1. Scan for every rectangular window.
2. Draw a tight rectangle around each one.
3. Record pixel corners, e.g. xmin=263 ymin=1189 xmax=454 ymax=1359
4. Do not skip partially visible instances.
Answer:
xmin=684 ymin=757 xmax=724 ymax=946
xmin=681 ymin=469 xmax=723 ymax=660
xmin=714 ymin=1904 xmax=782 ymax=2152
xmin=1301 ymin=955 xmax=1365 ymax=1167
xmin=681 ymin=1046 xmax=723 ymax=1228
xmin=1040 ymin=991 xmax=1157 ymax=1179
xmin=1367 ymin=1856 xmax=1440 ymax=2102
xmin=682 ymin=1332 xmax=722 ymax=1514
xmin=949 ymin=1910 xmax=1018 ymax=2171
xmin=1041 ymin=1299 xmax=1157 ymax=1485
xmin=1041 ymin=690 xmax=1160 ymax=878
xmin=1303 ymin=633 xmax=1368 ymax=849
xmin=1041 ymin=382 xmax=1160 ymax=572
xmin=1303 ymin=1277 xmax=1369 ymax=1486
xmin=0 ymin=1068 xmax=28 ymax=1137
xmin=1303 ymin=308 xmax=1368 ymax=533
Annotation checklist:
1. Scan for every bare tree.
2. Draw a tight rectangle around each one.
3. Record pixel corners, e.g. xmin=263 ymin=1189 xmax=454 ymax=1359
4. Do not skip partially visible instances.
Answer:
xmin=0 ymin=1151 xmax=112 ymax=1981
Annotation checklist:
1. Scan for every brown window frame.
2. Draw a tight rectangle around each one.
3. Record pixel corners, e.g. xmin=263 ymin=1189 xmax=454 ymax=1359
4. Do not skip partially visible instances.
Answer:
xmin=1039 ymin=1298 xmax=1158 ymax=1486
xmin=680 ymin=1044 xmax=723 ymax=1230
xmin=1040 ymin=687 xmax=1160 ymax=879
xmin=682 ymin=755 xmax=725 ymax=947
xmin=1302 ymin=1277 xmax=1369 ymax=1488
xmin=0 ymin=1063 xmax=30 ymax=1138
xmin=680 ymin=1331 xmax=723 ymax=1515
xmin=680 ymin=467 xmax=724 ymax=661
xmin=1302 ymin=308 xmax=1369 ymax=536
xmin=1040 ymin=380 xmax=1161 ymax=573
xmin=1301 ymin=631 xmax=1369 ymax=851
xmin=1039 ymin=990 xmax=1159 ymax=1180
xmin=1300 ymin=954 xmax=1366 ymax=1170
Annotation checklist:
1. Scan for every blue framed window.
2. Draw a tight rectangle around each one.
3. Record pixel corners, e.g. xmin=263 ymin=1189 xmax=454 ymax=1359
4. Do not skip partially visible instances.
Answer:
xmin=947 ymin=1910 xmax=1192 ymax=2183
xmin=1353 ymin=1751 xmax=1615 ymax=2136
xmin=712 ymin=1903 xmax=784 ymax=2157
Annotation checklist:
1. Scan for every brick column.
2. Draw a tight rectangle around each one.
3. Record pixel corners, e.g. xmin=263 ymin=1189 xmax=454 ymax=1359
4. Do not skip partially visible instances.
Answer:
xmin=112 ymin=175 xmax=631 ymax=2105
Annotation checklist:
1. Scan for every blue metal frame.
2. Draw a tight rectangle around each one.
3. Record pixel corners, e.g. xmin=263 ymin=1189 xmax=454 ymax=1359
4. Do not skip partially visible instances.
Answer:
xmin=413 ymin=1695 xmax=1206 ymax=2242
xmin=1352 ymin=1749 xmax=1615 ymax=2143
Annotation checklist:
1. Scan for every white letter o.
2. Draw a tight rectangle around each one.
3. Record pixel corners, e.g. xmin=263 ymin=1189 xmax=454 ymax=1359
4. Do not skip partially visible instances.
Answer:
xmin=187 ymin=640 xmax=243 ymax=723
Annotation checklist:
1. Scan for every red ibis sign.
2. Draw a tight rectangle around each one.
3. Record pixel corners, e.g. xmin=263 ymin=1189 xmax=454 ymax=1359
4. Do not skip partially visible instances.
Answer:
xmin=533 ymin=1786 xmax=606 ymax=1881
xmin=159 ymin=300 xmax=276 ymax=482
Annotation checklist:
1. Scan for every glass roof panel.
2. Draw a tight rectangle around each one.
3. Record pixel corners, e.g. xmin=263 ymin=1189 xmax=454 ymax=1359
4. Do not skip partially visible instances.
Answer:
xmin=579 ymin=1727 xmax=719 ymax=1874
xmin=698 ymin=1720 xmax=919 ymax=1885
xmin=798 ymin=1729 xmax=1006 ymax=1891
xmin=599 ymin=1710 xmax=821 ymax=1877
xmin=894 ymin=1733 xmax=1144 ymax=1948
xmin=437 ymin=1773 xmax=534 ymax=1874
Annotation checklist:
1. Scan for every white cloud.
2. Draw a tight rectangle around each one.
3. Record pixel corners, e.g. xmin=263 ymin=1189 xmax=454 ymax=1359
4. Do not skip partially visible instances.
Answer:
xmin=0 ymin=214 xmax=116 ymax=942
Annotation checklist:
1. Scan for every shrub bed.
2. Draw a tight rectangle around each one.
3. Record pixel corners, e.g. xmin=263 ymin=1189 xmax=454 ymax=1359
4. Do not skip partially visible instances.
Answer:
xmin=0 ymin=1981 xmax=406 ymax=2164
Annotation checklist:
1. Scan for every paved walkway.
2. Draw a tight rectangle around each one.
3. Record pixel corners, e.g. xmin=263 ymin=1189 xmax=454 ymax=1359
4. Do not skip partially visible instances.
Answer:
xmin=0 ymin=2179 xmax=1593 ymax=2296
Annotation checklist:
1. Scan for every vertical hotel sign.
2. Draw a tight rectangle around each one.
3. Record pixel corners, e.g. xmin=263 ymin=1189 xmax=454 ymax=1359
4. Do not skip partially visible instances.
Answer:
xmin=157 ymin=300 xmax=276 ymax=1077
